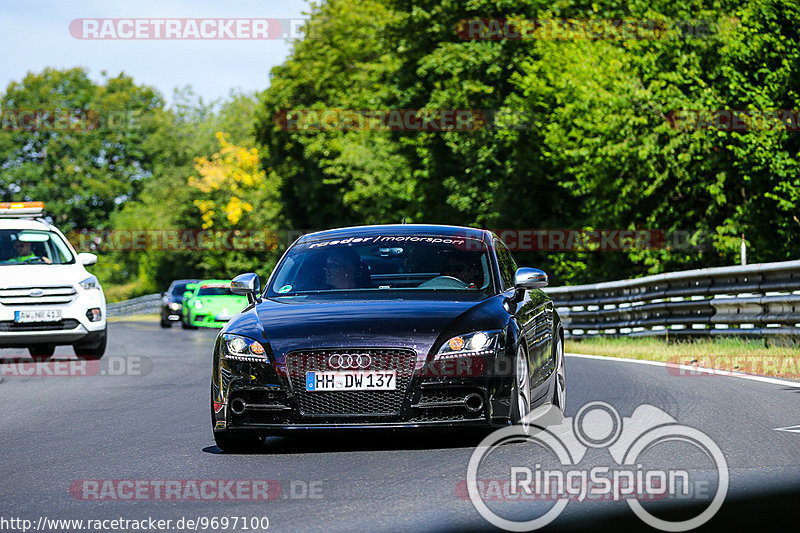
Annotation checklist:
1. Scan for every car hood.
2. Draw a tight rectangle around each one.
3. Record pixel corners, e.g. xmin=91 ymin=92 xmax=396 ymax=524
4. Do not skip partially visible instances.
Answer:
xmin=0 ymin=263 xmax=90 ymax=288
xmin=225 ymin=294 xmax=507 ymax=360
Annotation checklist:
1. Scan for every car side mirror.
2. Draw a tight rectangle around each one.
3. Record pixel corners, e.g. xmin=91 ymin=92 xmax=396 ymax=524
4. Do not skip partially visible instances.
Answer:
xmin=514 ymin=267 xmax=548 ymax=290
xmin=183 ymin=291 xmax=193 ymax=299
xmin=78 ymin=252 xmax=97 ymax=266
xmin=231 ymin=273 xmax=261 ymax=304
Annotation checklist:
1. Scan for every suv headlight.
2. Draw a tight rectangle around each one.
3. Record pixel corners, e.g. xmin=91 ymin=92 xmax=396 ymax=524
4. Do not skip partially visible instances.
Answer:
xmin=437 ymin=330 xmax=500 ymax=358
xmin=169 ymin=302 xmax=181 ymax=311
xmin=222 ymin=334 xmax=267 ymax=360
xmin=79 ymin=275 xmax=100 ymax=291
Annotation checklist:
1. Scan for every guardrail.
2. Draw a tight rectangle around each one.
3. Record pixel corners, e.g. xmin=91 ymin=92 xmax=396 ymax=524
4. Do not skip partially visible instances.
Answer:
xmin=545 ymin=260 xmax=800 ymax=338
xmin=106 ymin=293 xmax=161 ymax=317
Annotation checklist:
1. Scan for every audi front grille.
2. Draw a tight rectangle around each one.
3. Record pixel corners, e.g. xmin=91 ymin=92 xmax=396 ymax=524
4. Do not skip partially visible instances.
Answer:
xmin=284 ymin=348 xmax=417 ymax=417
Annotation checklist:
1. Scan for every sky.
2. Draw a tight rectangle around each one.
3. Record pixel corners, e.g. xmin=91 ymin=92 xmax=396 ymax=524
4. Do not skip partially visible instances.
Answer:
xmin=0 ymin=0 xmax=311 ymax=105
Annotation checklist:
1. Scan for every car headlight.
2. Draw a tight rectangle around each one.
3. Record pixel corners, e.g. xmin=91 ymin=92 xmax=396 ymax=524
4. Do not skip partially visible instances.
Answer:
xmin=169 ymin=302 xmax=181 ymax=311
xmin=222 ymin=334 xmax=267 ymax=360
xmin=437 ymin=330 xmax=500 ymax=358
xmin=194 ymin=300 xmax=203 ymax=310
xmin=79 ymin=275 xmax=100 ymax=291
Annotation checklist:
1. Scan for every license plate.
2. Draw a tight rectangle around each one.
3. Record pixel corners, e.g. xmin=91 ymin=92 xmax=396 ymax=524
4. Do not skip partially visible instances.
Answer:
xmin=215 ymin=315 xmax=232 ymax=321
xmin=306 ymin=371 xmax=397 ymax=391
xmin=14 ymin=310 xmax=62 ymax=323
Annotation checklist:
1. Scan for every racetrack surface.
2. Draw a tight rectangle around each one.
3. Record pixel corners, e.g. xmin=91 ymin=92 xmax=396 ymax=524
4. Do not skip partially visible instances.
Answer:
xmin=1 ymin=321 xmax=799 ymax=532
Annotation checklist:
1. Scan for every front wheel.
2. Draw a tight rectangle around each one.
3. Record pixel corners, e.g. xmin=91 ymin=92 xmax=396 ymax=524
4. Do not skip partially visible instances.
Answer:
xmin=182 ymin=312 xmax=197 ymax=329
xmin=74 ymin=328 xmax=107 ymax=360
xmin=29 ymin=344 xmax=55 ymax=360
xmin=213 ymin=431 xmax=265 ymax=453
xmin=552 ymin=333 xmax=566 ymax=415
xmin=510 ymin=344 xmax=532 ymax=434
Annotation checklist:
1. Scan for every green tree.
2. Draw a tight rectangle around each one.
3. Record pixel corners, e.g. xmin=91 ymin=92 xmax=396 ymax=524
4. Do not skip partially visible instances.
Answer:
xmin=0 ymin=67 xmax=165 ymax=230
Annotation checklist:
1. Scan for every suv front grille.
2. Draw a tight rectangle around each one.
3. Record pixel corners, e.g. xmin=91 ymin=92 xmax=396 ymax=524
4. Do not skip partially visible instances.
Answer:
xmin=0 ymin=286 xmax=78 ymax=306
xmin=0 ymin=319 xmax=80 ymax=331
xmin=285 ymin=348 xmax=417 ymax=417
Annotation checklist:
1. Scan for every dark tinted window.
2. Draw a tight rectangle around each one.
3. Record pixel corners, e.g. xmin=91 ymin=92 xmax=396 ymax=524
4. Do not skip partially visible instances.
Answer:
xmin=494 ymin=239 xmax=518 ymax=290
xmin=171 ymin=282 xmax=192 ymax=296
xmin=198 ymin=286 xmax=232 ymax=296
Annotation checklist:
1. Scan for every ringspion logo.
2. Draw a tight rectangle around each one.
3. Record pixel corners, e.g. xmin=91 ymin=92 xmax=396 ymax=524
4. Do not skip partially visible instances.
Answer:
xmin=465 ymin=402 xmax=728 ymax=531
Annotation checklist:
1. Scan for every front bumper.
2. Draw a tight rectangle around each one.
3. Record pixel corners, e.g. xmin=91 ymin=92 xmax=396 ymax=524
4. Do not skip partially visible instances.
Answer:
xmin=162 ymin=305 xmax=183 ymax=321
xmin=0 ymin=289 xmax=106 ymax=347
xmin=212 ymin=348 xmax=514 ymax=432
xmin=189 ymin=312 xmax=231 ymax=328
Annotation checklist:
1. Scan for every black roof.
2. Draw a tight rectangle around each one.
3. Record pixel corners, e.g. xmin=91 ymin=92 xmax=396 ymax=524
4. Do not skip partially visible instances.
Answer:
xmin=296 ymin=224 xmax=489 ymax=244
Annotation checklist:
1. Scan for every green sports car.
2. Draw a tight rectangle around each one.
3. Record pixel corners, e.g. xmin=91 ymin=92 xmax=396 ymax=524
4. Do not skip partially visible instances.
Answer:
xmin=181 ymin=280 xmax=248 ymax=329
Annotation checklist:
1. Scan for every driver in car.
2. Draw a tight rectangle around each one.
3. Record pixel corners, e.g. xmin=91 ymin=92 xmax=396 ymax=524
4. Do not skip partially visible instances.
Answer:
xmin=9 ymin=239 xmax=51 ymax=263
xmin=323 ymin=248 xmax=362 ymax=289
xmin=442 ymin=254 xmax=480 ymax=288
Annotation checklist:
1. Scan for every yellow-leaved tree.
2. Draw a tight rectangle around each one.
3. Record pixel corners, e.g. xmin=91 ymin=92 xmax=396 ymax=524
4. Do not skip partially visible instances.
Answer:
xmin=186 ymin=131 xmax=283 ymax=278
xmin=190 ymin=132 xmax=269 ymax=228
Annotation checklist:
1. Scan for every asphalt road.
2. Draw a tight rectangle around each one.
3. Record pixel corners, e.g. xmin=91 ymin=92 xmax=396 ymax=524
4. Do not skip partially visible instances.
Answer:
xmin=1 ymin=321 xmax=799 ymax=532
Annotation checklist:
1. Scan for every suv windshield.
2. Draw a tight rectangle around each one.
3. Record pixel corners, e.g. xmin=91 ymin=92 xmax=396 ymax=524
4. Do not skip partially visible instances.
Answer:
xmin=0 ymin=229 xmax=74 ymax=265
xmin=267 ymin=234 xmax=494 ymax=296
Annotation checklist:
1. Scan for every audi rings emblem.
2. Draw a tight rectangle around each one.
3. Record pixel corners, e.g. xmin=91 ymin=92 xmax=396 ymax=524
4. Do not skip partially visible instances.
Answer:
xmin=328 ymin=354 xmax=371 ymax=369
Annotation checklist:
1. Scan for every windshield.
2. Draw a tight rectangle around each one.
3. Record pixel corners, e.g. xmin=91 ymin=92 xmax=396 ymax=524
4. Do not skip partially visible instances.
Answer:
xmin=171 ymin=282 xmax=194 ymax=296
xmin=0 ymin=229 xmax=75 ymax=265
xmin=266 ymin=235 xmax=494 ymax=297
xmin=197 ymin=285 xmax=233 ymax=296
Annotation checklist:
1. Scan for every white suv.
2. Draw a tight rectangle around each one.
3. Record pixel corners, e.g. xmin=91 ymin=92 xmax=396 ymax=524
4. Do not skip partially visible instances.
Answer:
xmin=0 ymin=202 xmax=107 ymax=359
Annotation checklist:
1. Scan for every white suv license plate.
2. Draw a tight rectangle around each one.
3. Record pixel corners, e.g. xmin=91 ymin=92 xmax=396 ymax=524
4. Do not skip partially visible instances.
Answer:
xmin=306 ymin=371 xmax=396 ymax=392
xmin=14 ymin=310 xmax=62 ymax=323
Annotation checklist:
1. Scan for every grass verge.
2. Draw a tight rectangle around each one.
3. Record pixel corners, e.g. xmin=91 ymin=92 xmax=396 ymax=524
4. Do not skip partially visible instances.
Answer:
xmin=566 ymin=336 xmax=800 ymax=380
xmin=107 ymin=314 xmax=160 ymax=323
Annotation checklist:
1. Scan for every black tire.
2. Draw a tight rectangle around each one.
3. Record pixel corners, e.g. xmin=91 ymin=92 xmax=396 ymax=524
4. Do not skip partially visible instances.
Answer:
xmin=160 ymin=317 xmax=172 ymax=328
xmin=29 ymin=344 xmax=55 ymax=360
xmin=182 ymin=318 xmax=196 ymax=329
xmin=74 ymin=328 xmax=107 ymax=360
xmin=213 ymin=431 xmax=265 ymax=453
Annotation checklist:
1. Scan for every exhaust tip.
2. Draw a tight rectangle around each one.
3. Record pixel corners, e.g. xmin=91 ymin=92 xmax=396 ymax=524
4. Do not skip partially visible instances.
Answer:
xmin=464 ymin=393 xmax=484 ymax=413
xmin=230 ymin=398 xmax=246 ymax=415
